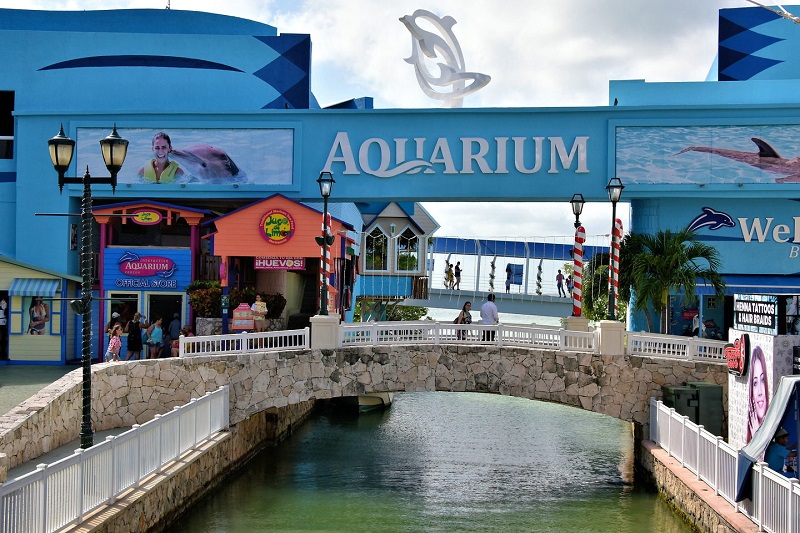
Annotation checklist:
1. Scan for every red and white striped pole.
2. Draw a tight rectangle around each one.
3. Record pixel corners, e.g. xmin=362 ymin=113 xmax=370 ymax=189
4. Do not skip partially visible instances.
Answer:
xmin=319 ymin=212 xmax=333 ymax=314
xmin=572 ymin=226 xmax=585 ymax=317
xmin=608 ymin=218 xmax=623 ymax=319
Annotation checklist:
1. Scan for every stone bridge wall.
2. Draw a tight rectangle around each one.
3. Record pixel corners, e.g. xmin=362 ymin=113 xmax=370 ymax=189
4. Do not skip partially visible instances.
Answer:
xmin=0 ymin=345 xmax=728 ymax=470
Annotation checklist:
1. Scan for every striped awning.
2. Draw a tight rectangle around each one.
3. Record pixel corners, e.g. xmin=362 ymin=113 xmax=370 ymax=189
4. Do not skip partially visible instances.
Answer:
xmin=8 ymin=278 xmax=61 ymax=297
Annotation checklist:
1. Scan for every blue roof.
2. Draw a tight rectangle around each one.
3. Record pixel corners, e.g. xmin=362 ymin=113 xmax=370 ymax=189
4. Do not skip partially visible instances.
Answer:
xmin=432 ymin=237 xmax=608 ymax=261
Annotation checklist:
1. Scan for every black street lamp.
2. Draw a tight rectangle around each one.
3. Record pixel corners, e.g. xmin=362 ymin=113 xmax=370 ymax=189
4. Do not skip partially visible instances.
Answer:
xmin=315 ymin=171 xmax=335 ymax=316
xmin=48 ymin=124 xmax=129 ymax=449
xmin=570 ymin=193 xmax=585 ymax=229
xmin=605 ymin=177 xmax=624 ymax=321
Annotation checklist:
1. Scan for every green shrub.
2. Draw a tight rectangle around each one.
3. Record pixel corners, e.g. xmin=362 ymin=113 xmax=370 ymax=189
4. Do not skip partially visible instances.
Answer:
xmin=186 ymin=281 xmax=285 ymax=319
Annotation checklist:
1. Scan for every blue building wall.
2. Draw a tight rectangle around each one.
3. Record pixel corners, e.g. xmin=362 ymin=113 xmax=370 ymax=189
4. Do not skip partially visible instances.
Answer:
xmin=3 ymin=6 xmax=800 ymax=340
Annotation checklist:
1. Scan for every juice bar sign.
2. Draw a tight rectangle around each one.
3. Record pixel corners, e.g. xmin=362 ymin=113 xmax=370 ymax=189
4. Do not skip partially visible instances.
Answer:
xmin=115 ymin=252 xmax=178 ymax=288
xmin=734 ymin=294 xmax=777 ymax=335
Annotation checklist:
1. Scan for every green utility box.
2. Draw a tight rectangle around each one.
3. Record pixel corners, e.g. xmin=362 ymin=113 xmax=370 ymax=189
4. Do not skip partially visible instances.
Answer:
xmin=661 ymin=385 xmax=699 ymax=424
xmin=685 ymin=381 xmax=724 ymax=436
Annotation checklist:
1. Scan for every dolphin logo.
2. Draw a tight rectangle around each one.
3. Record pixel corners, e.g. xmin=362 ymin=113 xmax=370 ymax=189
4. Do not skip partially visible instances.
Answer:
xmin=400 ymin=9 xmax=490 ymax=108
xmin=170 ymin=144 xmax=240 ymax=180
xmin=118 ymin=251 xmax=140 ymax=264
xmin=676 ymin=138 xmax=800 ymax=183
xmin=157 ymin=265 xmax=177 ymax=278
xmin=687 ymin=207 xmax=736 ymax=232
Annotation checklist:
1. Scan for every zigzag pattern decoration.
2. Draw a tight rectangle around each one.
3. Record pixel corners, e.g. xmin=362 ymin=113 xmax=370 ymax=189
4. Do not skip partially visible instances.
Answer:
xmin=718 ymin=8 xmax=783 ymax=81
xmin=253 ymin=34 xmax=311 ymax=109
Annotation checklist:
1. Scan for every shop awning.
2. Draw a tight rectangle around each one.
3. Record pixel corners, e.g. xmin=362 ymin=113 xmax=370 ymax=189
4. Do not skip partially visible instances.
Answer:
xmin=8 ymin=278 xmax=61 ymax=297
xmin=695 ymin=274 xmax=800 ymax=295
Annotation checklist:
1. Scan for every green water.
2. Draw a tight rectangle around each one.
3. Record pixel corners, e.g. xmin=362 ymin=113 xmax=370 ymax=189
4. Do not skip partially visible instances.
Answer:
xmin=167 ymin=393 xmax=691 ymax=533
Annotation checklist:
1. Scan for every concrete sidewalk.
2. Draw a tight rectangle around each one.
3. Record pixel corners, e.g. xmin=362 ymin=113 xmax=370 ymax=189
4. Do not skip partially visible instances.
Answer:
xmin=0 ymin=365 xmax=74 ymax=417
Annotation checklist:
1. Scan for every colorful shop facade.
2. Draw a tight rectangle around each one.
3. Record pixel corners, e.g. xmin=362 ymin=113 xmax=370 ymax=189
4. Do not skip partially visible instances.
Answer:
xmin=3 ymin=6 xmax=800 ymax=363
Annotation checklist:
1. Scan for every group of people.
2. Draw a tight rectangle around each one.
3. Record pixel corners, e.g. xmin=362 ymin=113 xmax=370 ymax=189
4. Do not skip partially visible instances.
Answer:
xmin=444 ymin=262 xmax=461 ymax=290
xmin=104 ymin=311 xmax=193 ymax=362
xmin=454 ymin=293 xmax=499 ymax=341
xmin=555 ymin=270 xmax=573 ymax=298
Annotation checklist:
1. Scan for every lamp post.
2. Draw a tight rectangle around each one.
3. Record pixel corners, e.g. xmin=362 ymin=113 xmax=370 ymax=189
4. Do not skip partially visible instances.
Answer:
xmin=605 ymin=177 xmax=624 ymax=321
xmin=570 ymin=193 xmax=585 ymax=317
xmin=570 ymin=193 xmax=585 ymax=229
xmin=315 ymin=171 xmax=335 ymax=315
xmin=48 ymin=124 xmax=129 ymax=449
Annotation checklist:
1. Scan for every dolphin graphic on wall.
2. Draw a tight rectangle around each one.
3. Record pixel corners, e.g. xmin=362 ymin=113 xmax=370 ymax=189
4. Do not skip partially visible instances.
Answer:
xmin=676 ymin=138 xmax=800 ymax=183
xmin=169 ymin=144 xmax=240 ymax=179
xmin=687 ymin=207 xmax=736 ymax=232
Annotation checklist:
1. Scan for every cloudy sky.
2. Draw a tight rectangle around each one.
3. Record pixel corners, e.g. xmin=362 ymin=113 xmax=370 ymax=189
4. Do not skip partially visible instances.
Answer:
xmin=4 ymin=0 xmax=761 ymax=238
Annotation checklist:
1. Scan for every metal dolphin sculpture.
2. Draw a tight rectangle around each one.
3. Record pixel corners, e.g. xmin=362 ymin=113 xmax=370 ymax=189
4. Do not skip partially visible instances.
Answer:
xmin=170 ymin=144 xmax=240 ymax=179
xmin=676 ymin=137 xmax=800 ymax=183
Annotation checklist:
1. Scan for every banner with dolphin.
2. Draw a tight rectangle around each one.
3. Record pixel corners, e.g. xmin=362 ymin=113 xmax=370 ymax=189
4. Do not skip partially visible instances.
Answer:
xmin=616 ymin=124 xmax=800 ymax=185
xmin=75 ymin=127 xmax=294 ymax=186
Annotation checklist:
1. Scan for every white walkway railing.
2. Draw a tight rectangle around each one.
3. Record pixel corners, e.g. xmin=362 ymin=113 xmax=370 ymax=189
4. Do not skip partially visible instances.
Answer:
xmin=339 ymin=321 xmax=595 ymax=352
xmin=0 ymin=386 xmax=230 ymax=533
xmin=180 ymin=328 xmax=310 ymax=357
xmin=627 ymin=331 xmax=726 ymax=362
xmin=649 ymin=397 xmax=800 ymax=533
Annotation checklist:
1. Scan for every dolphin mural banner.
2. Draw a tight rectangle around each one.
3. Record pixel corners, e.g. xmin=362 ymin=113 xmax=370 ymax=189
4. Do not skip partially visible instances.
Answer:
xmin=616 ymin=124 xmax=800 ymax=185
xmin=75 ymin=127 xmax=294 ymax=186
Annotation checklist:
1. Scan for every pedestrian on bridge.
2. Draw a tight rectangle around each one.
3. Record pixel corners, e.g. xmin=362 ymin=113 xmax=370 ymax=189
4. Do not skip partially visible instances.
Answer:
xmin=556 ymin=270 xmax=566 ymax=297
xmin=480 ymin=294 xmax=499 ymax=341
xmin=455 ymin=301 xmax=472 ymax=340
xmin=454 ymin=262 xmax=461 ymax=290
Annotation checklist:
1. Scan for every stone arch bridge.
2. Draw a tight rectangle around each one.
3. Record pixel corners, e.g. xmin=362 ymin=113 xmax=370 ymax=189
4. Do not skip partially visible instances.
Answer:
xmin=0 ymin=344 xmax=728 ymax=469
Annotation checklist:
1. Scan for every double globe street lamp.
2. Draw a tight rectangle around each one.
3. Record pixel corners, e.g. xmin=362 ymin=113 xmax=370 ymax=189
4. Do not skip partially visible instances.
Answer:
xmin=314 ymin=171 xmax=335 ymax=316
xmin=48 ymin=124 xmax=129 ymax=449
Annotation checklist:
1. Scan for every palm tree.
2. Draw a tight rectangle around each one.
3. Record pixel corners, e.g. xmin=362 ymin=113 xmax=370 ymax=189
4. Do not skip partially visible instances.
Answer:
xmin=626 ymin=229 xmax=725 ymax=333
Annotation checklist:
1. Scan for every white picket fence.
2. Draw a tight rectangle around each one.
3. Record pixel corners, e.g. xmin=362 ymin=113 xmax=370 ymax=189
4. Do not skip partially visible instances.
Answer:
xmin=179 ymin=328 xmax=310 ymax=357
xmin=650 ymin=397 xmax=800 ymax=533
xmin=627 ymin=331 xmax=726 ymax=361
xmin=339 ymin=321 xmax=596 ymax=352
xmin=0 ymin=386 xmax=230 ymax=533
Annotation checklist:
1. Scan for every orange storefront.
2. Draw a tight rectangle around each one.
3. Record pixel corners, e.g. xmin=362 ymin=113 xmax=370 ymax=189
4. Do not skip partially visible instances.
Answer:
xmin=207 ymin=194 xmax=355 ymax=327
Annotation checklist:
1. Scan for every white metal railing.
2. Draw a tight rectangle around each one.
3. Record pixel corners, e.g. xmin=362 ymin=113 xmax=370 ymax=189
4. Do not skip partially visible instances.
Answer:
xmin=179 ymin=328 xmax=310 ymax=357
xmin=626 ymin=331 xmax=726 ymax=361
xmin=650 ymin=397 xmax=800 ymax=533
xmin=339 ymin=321 xmax=596 ymax=352
xmin=0 ymin=386 xmax=230 ymax=533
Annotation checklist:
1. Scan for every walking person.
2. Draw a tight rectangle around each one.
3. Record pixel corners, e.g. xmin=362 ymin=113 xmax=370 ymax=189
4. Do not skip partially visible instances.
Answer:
xmin=566 ymin=275 xmax=574 ymax=296
xmin=556 ymin=270 xmax=566 ymax=297
xmin=454 ymin=301 xmax=472 ymax=340
xmin=446 ymin=263 xmax=455 ymax=289
xmin=454 ymin=262 xmax=462 ymax=290
xmin=146 ymin=316 xmax=164 ymax=359
xmin=104 ymin=324 xmax=122 ymax=362
xmin=124 ymin=312 xmax=146 ymax=360
xmin=480 ymin=293 xmax=499 ymax=341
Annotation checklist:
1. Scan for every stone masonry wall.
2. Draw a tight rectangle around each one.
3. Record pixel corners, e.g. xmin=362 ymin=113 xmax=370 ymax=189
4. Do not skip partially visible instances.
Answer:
xmin=0 ymin=345 xmax=728 ymax=471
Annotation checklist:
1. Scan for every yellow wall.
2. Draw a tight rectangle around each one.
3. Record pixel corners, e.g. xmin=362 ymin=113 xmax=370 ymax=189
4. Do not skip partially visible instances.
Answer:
xmin=0 ymin=263 xmax=70 ymax=363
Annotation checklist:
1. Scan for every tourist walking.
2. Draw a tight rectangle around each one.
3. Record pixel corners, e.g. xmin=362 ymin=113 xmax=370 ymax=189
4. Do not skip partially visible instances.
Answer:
xmin=454 ymin=301 xmax=472 ymax=340
xmin=104 ymin=324 xmax=122 ymax=362
xmin=454 ymin=262 xmax=462 ymax=290
xmin=145 ymin=316 xmax=164 ymax=359
xmin=556 ymin=270 xmax=566 ymax=297
xmin=480 ymin=294 xmax=499 ymax=341
xmin=124 ymin=312 xmax=146 ymax=360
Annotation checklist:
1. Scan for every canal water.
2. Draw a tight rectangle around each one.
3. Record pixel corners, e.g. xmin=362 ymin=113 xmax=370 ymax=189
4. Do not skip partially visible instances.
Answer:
xmin=167 ymin=392 xmax=691 ymax=533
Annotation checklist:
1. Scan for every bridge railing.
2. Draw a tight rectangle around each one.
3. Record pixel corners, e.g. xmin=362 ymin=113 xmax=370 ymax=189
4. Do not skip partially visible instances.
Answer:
xmin=0 ymin=386 xmax=229 ymax=533
xmin=626 ymin=331 xmax=726 ymax=362
xmin=339 ymin=321 xmax=595 ymax=352
xmin=649 ymin=397 xmax=799 ymax=533
xmin=180 ymin=328 xmax=310 ymax=357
